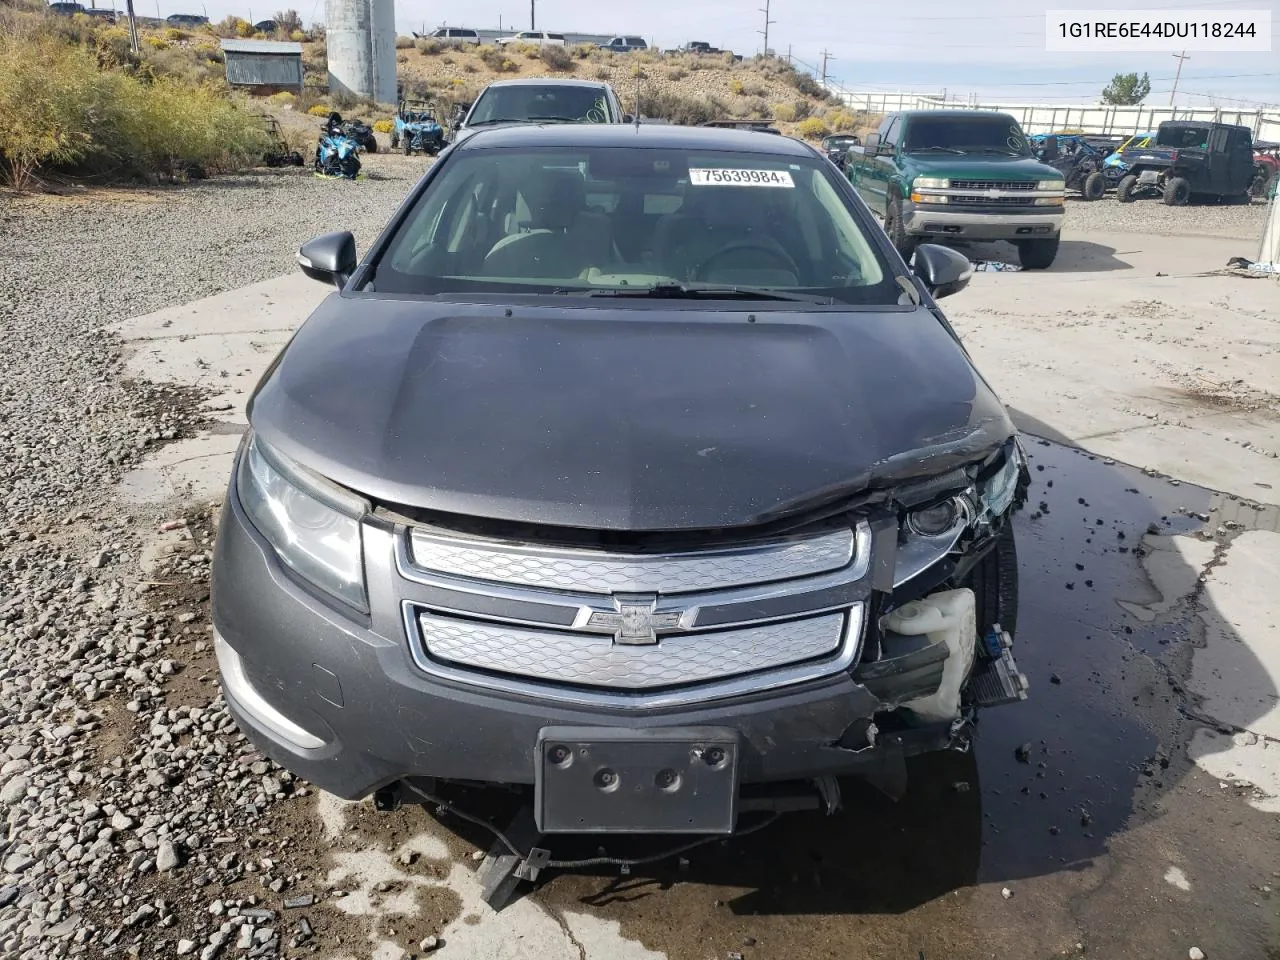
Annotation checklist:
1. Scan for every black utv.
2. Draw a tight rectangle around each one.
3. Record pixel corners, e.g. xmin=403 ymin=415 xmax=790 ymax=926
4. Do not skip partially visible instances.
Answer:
xmin=1115 ymin=120 xmax=1255 ymax=205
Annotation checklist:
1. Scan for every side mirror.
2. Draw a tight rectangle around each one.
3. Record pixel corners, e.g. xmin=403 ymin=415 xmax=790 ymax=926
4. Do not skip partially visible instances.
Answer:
xmin=297 ymin=231 xmax=356 ymax=288
xmin=622 ymin=113 xmax=635 ymax=123
xmin=864 ymin=134 xmax=880 ymax=157
xmin=912 ymin=243 xmax=972 ymax=300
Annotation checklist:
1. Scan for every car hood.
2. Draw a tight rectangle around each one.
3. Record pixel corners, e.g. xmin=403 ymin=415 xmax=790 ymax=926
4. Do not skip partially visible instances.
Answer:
xmin=904 ymin=153 xmax=1061 ymax=181
xmin=248 ymin=297 xmax=1015 ymax=531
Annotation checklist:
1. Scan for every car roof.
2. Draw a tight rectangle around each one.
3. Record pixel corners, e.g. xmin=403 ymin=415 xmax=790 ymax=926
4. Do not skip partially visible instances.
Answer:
xmin=899 ymin=110 xmax=1017 ymax=121
xmin=457 ymin=122 xmax=818 ymax=156
xmin=479 ymin=78 xmax=612 ymax=89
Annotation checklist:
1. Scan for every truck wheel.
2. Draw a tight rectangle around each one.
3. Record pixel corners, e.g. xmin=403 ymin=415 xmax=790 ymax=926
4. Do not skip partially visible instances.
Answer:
xmin=1082 ymin=171 xmax=1105 ymax=201
xmin=1162 ymin=176 xmax=1191 ymax=206
xmin=885 ymin=197 xmax=917 ymax=261
xmin=1017 ymin=236 xmax=1059 ymax=270
xmin=1116 ymin=174 xmax=1139 ymax=203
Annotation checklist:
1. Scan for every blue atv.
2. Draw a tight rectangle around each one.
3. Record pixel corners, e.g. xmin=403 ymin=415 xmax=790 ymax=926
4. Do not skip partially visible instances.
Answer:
xmin=314 ymin=112 xmax=362 ymax=180
xmin=391 ymin=99 xmax=445 ymax=156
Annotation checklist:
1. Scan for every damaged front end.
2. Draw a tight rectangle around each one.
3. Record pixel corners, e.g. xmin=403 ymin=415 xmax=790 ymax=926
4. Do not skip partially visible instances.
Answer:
xmin=827 ymin=435 xmax=1031 ymax=796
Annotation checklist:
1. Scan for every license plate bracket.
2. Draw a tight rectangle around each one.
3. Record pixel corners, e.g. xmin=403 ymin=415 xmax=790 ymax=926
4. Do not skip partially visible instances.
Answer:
xmin=535 ymin=726 xmax=740 ymax=834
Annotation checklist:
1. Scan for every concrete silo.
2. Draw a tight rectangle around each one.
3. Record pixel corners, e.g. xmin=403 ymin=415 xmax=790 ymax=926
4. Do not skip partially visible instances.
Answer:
xmin=325 ymin=0 xmax=396 ymax=104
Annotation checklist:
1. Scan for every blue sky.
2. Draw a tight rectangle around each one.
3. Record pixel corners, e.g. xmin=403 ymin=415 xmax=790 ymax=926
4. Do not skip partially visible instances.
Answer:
xmin=178 ymin=0 xmax=1280 ymax=104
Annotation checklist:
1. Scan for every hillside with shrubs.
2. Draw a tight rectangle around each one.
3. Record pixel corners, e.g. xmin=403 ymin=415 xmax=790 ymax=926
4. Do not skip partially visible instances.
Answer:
xmin=0 ymin=0 xmax=874 ymax=191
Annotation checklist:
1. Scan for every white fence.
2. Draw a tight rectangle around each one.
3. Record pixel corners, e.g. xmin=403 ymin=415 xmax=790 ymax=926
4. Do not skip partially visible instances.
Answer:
xmin=830 ymin=89 xmax=1280 ymax=143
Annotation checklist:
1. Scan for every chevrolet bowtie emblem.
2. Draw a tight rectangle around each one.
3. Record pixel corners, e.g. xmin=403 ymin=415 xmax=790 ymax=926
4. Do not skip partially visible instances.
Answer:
xmin=586 ymin=595 xmax=683 ymax=646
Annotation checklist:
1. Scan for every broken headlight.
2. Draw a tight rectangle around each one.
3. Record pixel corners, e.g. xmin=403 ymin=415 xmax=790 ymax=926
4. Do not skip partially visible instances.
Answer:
xmin=978 ymin=444 xmax=1022 ymax=520
xmin=237 ymin=433 xmax=368 ymax=612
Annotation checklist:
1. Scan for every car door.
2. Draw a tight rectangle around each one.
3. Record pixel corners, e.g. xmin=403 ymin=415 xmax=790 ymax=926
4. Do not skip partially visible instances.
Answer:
xmin=864 ymin=115 xmax=899 ymax=216
xmin=1227 ymin=128 xmax=1254 ymax=194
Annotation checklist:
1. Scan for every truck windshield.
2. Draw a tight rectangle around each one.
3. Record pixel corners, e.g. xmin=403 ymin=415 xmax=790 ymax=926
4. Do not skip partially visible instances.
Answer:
xmin=904 ymin=117 xmax=1029 ymax=156
xmin=372 ymin=146 xmax=897 ymax=305
xmin=469 ymin=86 xmax=611 ymax=125
xmin=1156 ymin=126 xmax=1209 ymax=149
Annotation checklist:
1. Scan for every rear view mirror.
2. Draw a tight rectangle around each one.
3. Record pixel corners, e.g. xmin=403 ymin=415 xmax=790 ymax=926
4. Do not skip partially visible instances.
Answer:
xmin=863 ymin=134 xmax=880 ymax=156
xmin=297 ymin=231 xmax=356 ymax=289
xmin=912 ymin=244 xmax=973 ymax=299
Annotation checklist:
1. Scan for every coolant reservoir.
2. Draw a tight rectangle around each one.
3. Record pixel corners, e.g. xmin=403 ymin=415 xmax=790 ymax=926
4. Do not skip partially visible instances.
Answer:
xmin=882 ymin=588 xmax=977 ymax=722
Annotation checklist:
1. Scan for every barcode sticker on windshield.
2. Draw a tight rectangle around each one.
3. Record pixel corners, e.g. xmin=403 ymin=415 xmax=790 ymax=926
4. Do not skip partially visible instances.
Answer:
xmin=689 ymin=168 xmax=794 ymax=187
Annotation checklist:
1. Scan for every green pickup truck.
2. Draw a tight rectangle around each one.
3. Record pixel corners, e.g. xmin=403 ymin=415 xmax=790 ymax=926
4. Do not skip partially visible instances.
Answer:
xmin=846 ymin=110 xmax=1067 ymax=268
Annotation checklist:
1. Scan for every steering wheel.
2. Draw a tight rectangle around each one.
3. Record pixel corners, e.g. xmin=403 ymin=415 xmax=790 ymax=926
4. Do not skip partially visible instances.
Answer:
xmin=694 ymin=238 xmax=800 ymax=283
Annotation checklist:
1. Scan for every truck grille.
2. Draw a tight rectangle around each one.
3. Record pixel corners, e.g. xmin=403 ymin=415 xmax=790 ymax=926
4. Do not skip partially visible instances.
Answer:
xmin=950 ymin=180 xmax=1036 ymax=191
xmin=950 ymin=195 xmax=1037 ymax=207
xmin=397 ymin=524 xmax=872 ymax=706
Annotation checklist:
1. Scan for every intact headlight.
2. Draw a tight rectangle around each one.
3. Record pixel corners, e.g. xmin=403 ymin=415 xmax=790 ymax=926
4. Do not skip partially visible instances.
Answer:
xmin=913 ymin=177 xmax=950 ymax=190
xmin=1037 ymin=179 xmax=1065 ymax=191
xmin=237 ymin=434 xmax=368 ymax=611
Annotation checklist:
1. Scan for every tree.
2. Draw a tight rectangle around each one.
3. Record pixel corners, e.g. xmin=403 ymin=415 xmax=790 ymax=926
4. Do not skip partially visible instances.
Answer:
xmin=273 ymin=9 xmax=303 ymax=35
xmin=1101 ymin=72 xmax=1151 ymax=105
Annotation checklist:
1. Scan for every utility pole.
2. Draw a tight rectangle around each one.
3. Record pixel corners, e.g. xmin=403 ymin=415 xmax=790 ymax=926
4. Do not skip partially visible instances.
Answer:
xmin=758 ymin=0 xmax=775 ymax=55
xmin=125 ymin=0 xmax=139 ymax=52
xmin=820 ymin=48 xmax=834 ymax=85
xmin=530 ymin=0 xmax=535 ymax=30
xmin=1170 ymin=50 xmax=1190 ymax=105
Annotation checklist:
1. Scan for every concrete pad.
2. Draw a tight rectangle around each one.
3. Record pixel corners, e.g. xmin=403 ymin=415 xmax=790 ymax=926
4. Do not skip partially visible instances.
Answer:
xmin=1187 ymin=729 xmax=1280 ymax=813
xmin=117 ymin=431 xmax=243 ymax=504
xmin=1117 ymin=534 xmax=1216 ymax=623
xmin=1189 ymin=529 xmax=1280 ymax=740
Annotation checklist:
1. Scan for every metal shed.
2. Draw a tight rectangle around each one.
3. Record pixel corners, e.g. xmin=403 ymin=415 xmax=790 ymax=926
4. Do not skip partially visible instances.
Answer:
xmin=220 ymin=39 xmax=304 ymax=91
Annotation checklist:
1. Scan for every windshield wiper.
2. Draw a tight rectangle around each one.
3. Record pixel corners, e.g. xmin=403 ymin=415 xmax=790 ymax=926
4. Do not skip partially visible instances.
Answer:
xmin=586 ymin=282 xmax=836 ymax=304
xmin=525 ymin=115 xmax=583 ymax=122
xmin=906 ymin=146 xmax=966 ymax=155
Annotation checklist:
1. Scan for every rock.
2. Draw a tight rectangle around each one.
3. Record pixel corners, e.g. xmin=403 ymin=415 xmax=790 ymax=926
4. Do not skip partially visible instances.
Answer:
xmin=1001 ymin=887 xmax=1013 ymax=900
xmin=399 ymin=850 xmax=417 ymax=867
xmin=0 ymin=776 xmax=30 ymax=805
xmin=156 ymin=841 xmax=180 ymax=872
xmin=177 ymin=940 xmax=197 ymax=956
xmin=282 ymin=895 xmax=314 ymax=909
xmin=1015 ymin=743 xmax=1032 ymax=763
xmin=420 ymin=935 xmax=440 ymax=951
xmin=1189 ymin=949 xmax=1205 ymax=960
xmin=112 ymin=811 xmax=135 ymax=831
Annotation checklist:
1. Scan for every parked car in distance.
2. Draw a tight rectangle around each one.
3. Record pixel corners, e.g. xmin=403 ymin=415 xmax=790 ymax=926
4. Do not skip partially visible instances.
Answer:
xmin=166 ymin=12 xmax=208 ymax=25
xmin=599 ymin=35 xmax=648 ymax=52
xmin=455 ymin=79 xmax=627 ymax=142
xmin=821 ymin=133 xmax=861 ymax=171
xmin=496 ymin=31 xmax=566 ymax=46
xmin=665 ymin=41 xmax=740 ymax=59
xmin=48 ymin=2 xmax=86 ymax=14
xmin=84 ymin=6 xmax=117 ymax=20
xmin=428 ymin=26 xmax=480 ymax=44
xmin=253 ymin=19 xmax=278 ymax=33
xmin=213 ymin=123 xmax=1029 ymax=854
xmin=845 ymin=110 xmax=1066 ymax=268
xmin=1115 ymin=120 xmax=1255 ymax=205
xmin=1252 ymin=141 xmax=1280 ymax=199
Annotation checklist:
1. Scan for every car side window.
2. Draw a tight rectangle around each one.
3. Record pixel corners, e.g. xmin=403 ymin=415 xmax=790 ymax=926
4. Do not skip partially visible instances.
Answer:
xmin=1210 ymin=128 xmax=1228 ymax=152
xmin=882 ymin=117 xmax=901 ymax=150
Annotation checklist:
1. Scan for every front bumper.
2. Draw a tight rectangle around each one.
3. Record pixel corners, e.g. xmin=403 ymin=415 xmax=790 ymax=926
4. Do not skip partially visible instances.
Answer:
xmin=902 ymin=203 xmax=1064 ymax=241
xmin=212 ymin=482 xmax=962 ymax=801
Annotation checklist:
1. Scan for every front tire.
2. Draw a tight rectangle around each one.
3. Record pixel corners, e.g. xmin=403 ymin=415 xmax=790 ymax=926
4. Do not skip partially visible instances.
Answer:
xmin=390 ymin=131 xmax=399 ymax=149
xmin=967 ymin=522 xmax=1019 ymax=641
xmin=1117 ymin=174 xmax=1139 ymax=203
xmin=885 ymin=196 xmax=918 ymax=261
xmin=363 ymin=137 xmax=377 ymax=154
xmin=339 ymin=155 xmax=360 ymax=179
xmin=1163 ymin=176 xmax=1191 ymax=206
xmin=1017 ymin=236 xmax=1059 ymax=270
xmin=1082 ymin=171 xmax=1105 ymax=201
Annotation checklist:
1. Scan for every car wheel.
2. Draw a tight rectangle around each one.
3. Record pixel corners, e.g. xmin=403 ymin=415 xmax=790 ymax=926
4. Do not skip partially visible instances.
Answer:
xmin=1162 ymin=176 xmax=1191 ymax=206
xmin=363 ymin=137 xmax=377 ymax=154
xmin=1082 ymin=171 xmax=1105 ymax=201
xmin=403 ymin=142 xmax=413 ymax=156
xmin=885 ymin=196 xmax=917 ymax=261
xmin=1017 ymin=236 xmax=1059 ymax=269
xmin=390 ymin=132 xmax=399 ymax=148
xmin=1116 ymin=174 xmax=1139 ymax=203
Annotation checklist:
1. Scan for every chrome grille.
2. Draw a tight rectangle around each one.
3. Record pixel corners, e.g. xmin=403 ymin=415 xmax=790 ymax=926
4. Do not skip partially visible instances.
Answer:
xmin=950 ymin=180 xmax=1036 ymax=191
xmin=950 ymin=195 xmax=1037 ymax=207
xmin=418 ymin=610 xmax=851 ymax=689
xmin=408 ymin=527 xmax=855 ymax=593
xmin=397 ymin=523 xmax=872 ymax=706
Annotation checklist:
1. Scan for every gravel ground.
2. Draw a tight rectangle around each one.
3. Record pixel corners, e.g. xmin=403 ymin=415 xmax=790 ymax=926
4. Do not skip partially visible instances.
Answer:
xmin=0 ymin=158 xmax=424 ymax=959
xmin=0 ymin=159 xmax=1273 ymax=958
xmin=1060 ymin=191 xmax=1269 ymax=239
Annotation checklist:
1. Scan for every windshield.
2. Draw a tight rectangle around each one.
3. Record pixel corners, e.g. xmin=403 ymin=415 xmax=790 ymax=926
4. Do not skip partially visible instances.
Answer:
xmin=1156 ymin=126 xmax=1209 ymax=149
xmin=372 ymin=146 xmax=896 ymax=304
xmin=468 ymin=87 xmax=611 ymax=125
xmin=825 ymin=137 xmax=857 ymax=149
xmin=904 ymin=117 xmax=1029 ymax=155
